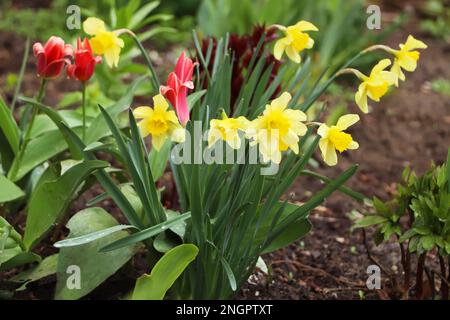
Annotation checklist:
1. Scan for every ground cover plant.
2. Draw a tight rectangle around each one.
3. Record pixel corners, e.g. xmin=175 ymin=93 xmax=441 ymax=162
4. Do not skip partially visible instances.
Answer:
xmin=0 ymin=0 xmax=448 ymax=301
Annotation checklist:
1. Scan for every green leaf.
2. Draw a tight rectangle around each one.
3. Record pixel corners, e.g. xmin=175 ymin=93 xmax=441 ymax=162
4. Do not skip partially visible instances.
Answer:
xmin=149 ymin=139 xmax=171 ymax=181
xmin=263 ymin=219 xmax=311 ymax=254
xmin=0 ymin=96 xmax=20 ymax=154
xmin=23 ymin=160 xmax=108 ymax=250
xmin=131 ymin=244 xmax=198 ymax=300
xmin=55 ymin=208 xmax=139 ymax=300
xmin=354 ymin=215 xmax=388 ymax=228
xmin=9 ymin=128 xmax=80 ymax=182
xmin=100 ymin=212 xmax=191 ymax=252
xmin=187 ymin=90 xmax=207 ymax=111
xmin=54 ymin=225 xmax=136 ymax=248
xmin=85 ymin=76 xmax=146 ymax=144
xmin=421 ymin=235 xmax=435 ymax=251
xmin=11 ymin=254 xmax=58 ymax=291
xmin=0 ymin=174 xmax=25 ymax=203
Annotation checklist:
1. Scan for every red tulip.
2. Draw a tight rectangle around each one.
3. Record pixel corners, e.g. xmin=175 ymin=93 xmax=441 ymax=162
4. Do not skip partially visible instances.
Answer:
xmin=67 ymin=38 xmax=102 ymax=82
xmin=160 ymin=52 xmax=197 ymax=126
xmin=33 ymin=36 xmax=73 ymax=79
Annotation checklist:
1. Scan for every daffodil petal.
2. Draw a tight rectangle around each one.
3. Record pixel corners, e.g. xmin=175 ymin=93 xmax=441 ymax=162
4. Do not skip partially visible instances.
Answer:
xmin=274 ymin=39 xmax=286 ymax=60
xmin=83 ymin=18 xmax=106 ymax=36
xmin=134 ymin=106 xmax=153 ymax=119
xmin=355 ymin=84 xmax=369 ymax=113
xmin=336 ymin=114 xmax=360 ymax=130
xmin=320 ymin=140 xmax=338 ymax=166
xmin=285 ymin=46 xmax=301 ymax=63
xmin=153 ymin=94 xmax=169 ymax=111
xmin=348 ymin=140 xmax=359 ymax=150
xmin=295 ymin=20 xmax=319 ymax=32
xmin=152 ymin=134 xmax=166 ymax=151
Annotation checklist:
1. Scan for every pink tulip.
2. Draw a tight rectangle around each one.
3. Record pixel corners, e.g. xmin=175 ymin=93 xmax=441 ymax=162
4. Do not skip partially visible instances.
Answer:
xmin=160 ymin=52 xmax=197 ymax=126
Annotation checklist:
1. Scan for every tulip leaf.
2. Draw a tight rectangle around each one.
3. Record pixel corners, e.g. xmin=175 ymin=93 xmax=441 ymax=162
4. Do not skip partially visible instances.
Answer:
xmin=0 ymin=174 xmax=25 ymax=203
xmin=55 ymin=207 xmax=139 ymax=300
xmin=11 ymin=254 xmax=58 ymax=291
xmin=0 ymin=96 xmax=20 ymax=154
xmin=131 ymin=244 xmax=198 ymax=300
xmin=23 ymin=160 xmax=108 ymax=250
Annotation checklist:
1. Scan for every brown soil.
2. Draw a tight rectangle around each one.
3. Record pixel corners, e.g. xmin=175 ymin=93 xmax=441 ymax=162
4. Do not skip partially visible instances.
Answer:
xmin=1 ymin=5 xmax=449 ymax=300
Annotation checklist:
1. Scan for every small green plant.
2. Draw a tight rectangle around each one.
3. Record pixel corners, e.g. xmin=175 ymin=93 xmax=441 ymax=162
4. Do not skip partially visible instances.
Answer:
xmin=355 ymin=148 xmax=450 ymax=299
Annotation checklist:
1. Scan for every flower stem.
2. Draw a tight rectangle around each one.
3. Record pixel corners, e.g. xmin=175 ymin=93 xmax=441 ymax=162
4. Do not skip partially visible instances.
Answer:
xmin=8 ymin=79 xmax=47 ymax=181
xmin=81 ymin=82 xmax=86 ymax=142
xmin=118 ymin=29 xmax=160 ymax=92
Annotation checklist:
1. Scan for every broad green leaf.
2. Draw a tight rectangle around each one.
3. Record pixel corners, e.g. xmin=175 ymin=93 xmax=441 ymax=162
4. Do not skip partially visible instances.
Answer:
xmin=0 ymin=96 xmax=20 ymax=154
xmin=55 ymin=207 xmax=139 ymax=300
xmin=0 ymin=174 xmax=25 ymax=203
xmin=23 ymin=160 xmax=108 ymax=250
xmin=9 ymin=128 xmax=80 ymax=182
xmin=11 ymin=254 xmax=58 ymax=291
xmin=131 ymin=244 xmax=198 ymax=300
xmin=354 ymin=215 xmax=388 ymax=228
xmin=0 ymin=217 xmax=41 ymax=271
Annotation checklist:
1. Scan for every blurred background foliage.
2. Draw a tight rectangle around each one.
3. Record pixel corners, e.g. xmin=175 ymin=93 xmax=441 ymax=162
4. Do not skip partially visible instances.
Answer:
xmin=5 ymin=0 xmax=448 ymax=119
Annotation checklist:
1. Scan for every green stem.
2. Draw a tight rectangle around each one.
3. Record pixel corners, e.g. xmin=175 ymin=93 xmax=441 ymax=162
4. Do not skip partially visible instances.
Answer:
xmin=11 ymin=38 xmax=30 ymax=113
xmin=8 ymin=79 xmax=47 ymax=181
xmin=118 ymin=29 xmax=160 ymax=91
xmin=81 ymin=82 xmax=86 ymax=142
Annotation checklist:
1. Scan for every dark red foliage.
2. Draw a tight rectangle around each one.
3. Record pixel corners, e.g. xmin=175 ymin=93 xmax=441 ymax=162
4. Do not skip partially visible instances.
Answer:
xmin=200 ymin=25 xmax=282 ymax=109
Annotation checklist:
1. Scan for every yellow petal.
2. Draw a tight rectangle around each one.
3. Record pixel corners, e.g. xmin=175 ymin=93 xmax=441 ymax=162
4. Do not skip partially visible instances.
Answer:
xmin=319 ymin=139 xmax=338 ymax=166
xmin=171 ymin=127 xmax=186 ymax=143
xmin=273 ymin=39 xmax=286 ymax=61
xmin=134 ymin=106 xmax=153 ymax=119
xmin=295 ymin=20 xmax=319 ymax=32
xmin=138 ymin=120 xmax=150 ymax=138
xmin=336 ymin=114 xmax=360 ymax=130
xmin=317 ymin=123 xmax=329 ymax=138
xmin=271 ymin=91 xmax=292 ymax=109
xmin=348 ymin=140 xmax=359 ymax=150
xmin=152 ymin=134 xmax=167 ymax=151
xmin=371 ymin=59 xmax=391 ymax=75
xmin=153 ymin=94 xmax=169 ymax=111
xmin=104 ymin=45 xmax=121 ymax=68
xmin=355 ymin=83 xmax=369 ymax=113
xmin=207 ymin=128 xmax=221 ymax=148
xmin=306 ymin=37 xmax=314 ymax=49
xmin=398 ymin=53 xmax=418 ymax=72
xmin=285 ymin=46 xmax=301 ymax=63
xmin=380 ymin=70 xmax=398 ymax=85
xmin=83 ymin=17 xmax=106 ymax=36
xmin=390 ymin=60 xmax=403 ymax=85
xmin=403 ymin=35 xmax=427 ymax=51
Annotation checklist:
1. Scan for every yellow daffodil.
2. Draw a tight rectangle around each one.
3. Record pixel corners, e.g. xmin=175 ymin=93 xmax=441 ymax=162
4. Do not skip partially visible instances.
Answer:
xmin=354 ymin=59 xmax=397 ymax=113
xmin=83 ymin=17 xmax=124 ymax=68
xmin=318 ymin=114 xmax=360 ymax=166
xmin=273 ymin=21 xmax=318 ymax=63
xmin=133 ymin=94 xmax=185 ymax=151
xmin=390 ymin=35 xmax=427 ymax=85
xmin=208 ymin=111 xmax=250 ymax=149
xmin=247 ymin=92 xmax=307 ymax=163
